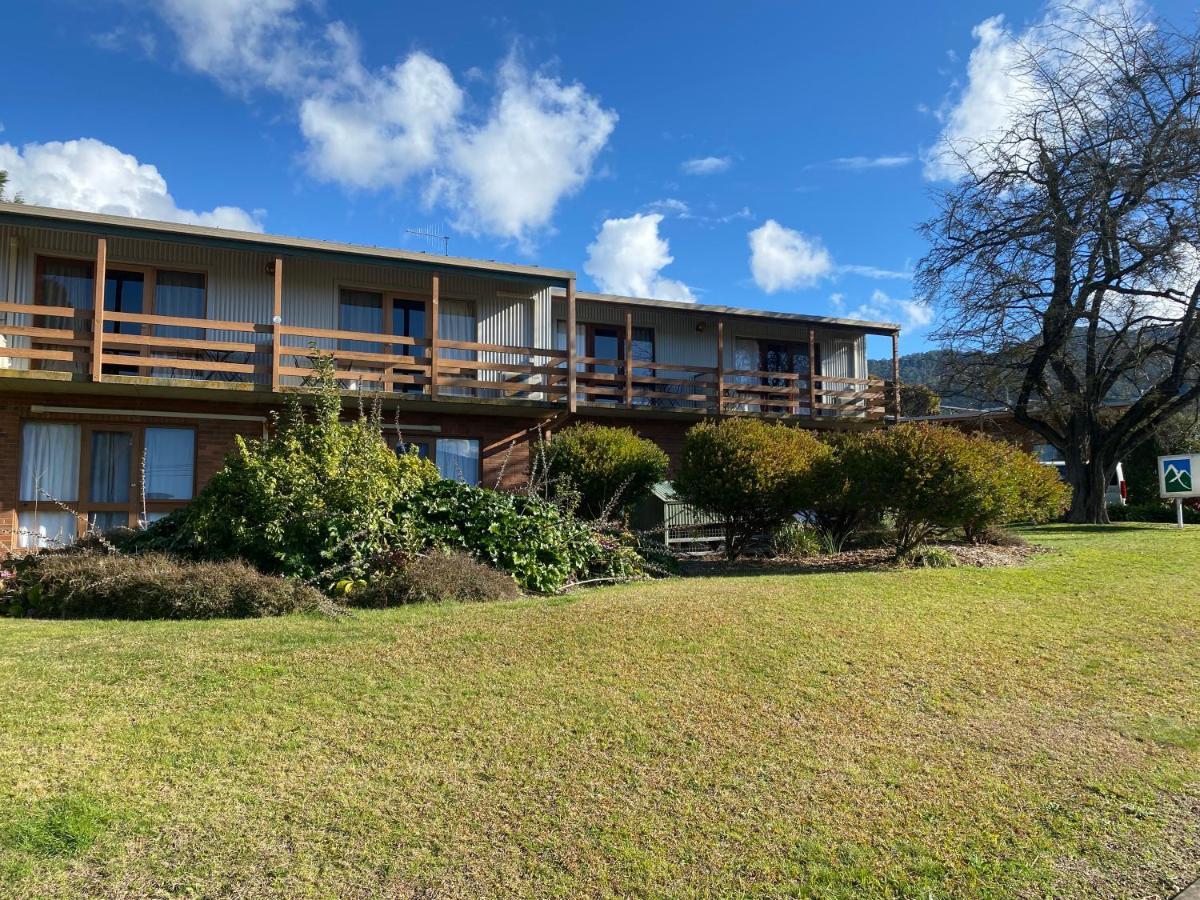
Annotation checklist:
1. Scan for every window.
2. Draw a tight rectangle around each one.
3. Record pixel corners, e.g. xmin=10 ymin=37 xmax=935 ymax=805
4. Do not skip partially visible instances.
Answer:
xmin=435 ymin=439 xmax=480 ymax=485
xmin=33 ymin=257 xmax=208 ymax=376
xmin=338 ymin=289 xmax=384 ymax=354
xmin=17 ymin=422 xmax=196 ymax=546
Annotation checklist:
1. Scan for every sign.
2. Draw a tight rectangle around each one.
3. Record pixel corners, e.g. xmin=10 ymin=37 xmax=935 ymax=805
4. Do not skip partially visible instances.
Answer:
xmin=1158 ymin=454 xmax=1200 ymax=499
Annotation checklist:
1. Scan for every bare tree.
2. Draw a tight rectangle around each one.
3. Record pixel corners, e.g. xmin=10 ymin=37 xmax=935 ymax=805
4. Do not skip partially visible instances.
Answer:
xmin=918 ymin=3 xmax=1200 ymax=523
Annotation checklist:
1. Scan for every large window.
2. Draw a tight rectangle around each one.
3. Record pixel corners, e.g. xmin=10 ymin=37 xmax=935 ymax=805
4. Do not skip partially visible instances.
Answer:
xmin=337 ymin=289 xmax=431 ymax=391
xmin=394 ymin=436 xmax=480 ymax=486
xmin=33 ymin=257 xmax=207 ymax=375
xmin=17 ymin=422 xmax=197 ymax=547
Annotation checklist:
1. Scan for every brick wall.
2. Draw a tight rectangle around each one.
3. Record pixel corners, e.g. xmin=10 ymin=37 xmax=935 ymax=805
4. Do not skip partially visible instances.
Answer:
xmin=0 ymin=387 xmax=708 ymax=552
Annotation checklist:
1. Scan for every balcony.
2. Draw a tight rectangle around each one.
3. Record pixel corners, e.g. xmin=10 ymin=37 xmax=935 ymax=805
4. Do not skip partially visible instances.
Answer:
xmin=0 ymin=299 xmax=889 ymax=420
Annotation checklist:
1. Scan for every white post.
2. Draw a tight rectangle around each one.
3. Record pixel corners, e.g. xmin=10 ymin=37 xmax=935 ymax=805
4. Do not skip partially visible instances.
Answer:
xmin=1177 ymin=498 xmax=1185 ymax=529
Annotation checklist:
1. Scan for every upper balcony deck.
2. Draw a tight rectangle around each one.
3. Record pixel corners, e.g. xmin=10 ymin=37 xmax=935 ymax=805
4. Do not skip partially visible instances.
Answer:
xmin=0 ymin=204 xmax=899 ymax=422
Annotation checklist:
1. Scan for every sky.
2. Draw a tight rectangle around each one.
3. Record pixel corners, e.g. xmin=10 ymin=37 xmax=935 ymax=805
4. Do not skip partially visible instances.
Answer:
xmin=1 ymin=0 xmax=1194 ymax=357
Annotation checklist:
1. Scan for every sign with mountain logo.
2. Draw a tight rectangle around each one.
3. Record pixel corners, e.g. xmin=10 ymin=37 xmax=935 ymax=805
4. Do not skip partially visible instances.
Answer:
xmin=1158 ymin=455 xmax=1200 ymax=498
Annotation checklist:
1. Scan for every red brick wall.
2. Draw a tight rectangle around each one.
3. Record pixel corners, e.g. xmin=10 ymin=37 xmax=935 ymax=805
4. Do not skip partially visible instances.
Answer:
xmin=0 ymin=388 xmax=724 ymax=551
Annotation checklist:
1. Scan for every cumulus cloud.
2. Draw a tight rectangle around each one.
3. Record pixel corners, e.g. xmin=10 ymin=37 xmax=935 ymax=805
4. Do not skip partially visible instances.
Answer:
xmin=145 ymin=0 xmax=616 ymax=245
xmin=835 ymin=288 xmax=933 ymax=330
xmin=748 ymin=219 xmax=833 ymax=293
xmin=681 ymin=155 xmax=731 ymax=175
xmin=584 ymin=213 xmax=695 ymax=301
xmin=924 ymin=0 xmax=1134 ymax=180
xmin=0 ymin=138 xmax=263 ymax=231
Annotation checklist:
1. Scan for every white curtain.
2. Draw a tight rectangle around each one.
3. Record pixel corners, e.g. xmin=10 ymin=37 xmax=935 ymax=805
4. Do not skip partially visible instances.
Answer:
xmin=439 ymin=299 xmax=476 ymax=396
xmin=144 ymin=427 xmax=195 ymax=500
xmin=18 ymin=422 xmax=82 ymax=548
xmin=436 ymin=439 xmax=480 ymax=485
xmin=20 ymin=423 xmax=80 ymax=502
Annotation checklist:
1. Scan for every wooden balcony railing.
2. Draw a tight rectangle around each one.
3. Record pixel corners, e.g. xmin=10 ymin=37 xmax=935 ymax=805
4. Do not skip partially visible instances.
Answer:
xmin=0 ymin=300 xmax=887 ymax=421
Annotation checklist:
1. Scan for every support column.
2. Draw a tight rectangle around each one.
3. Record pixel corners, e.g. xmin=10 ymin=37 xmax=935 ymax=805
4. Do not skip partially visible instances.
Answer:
xmin=429 ymin=274 xmax=440 ymax=400
xmin=807 ymin=327 xmax=817 ymax=418
xmin=891 ymin=331 xmax=901 ymax=422
xmin=715 ymin=319 xmax=725 ymax=417
xmin=566 ymin=278 xmax=577 ymax=414
xmin=89 ymin=238 xmax=107 ymax=382
xmin=270 ymin=257 xmax=283 ymax=391
xmin=624 ymin=309 xmax=633 ymax=408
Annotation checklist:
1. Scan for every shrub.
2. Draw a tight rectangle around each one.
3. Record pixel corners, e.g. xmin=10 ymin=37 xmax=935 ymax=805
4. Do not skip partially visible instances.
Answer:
xmin=405 ymin=479 xmax=644 ymax=593
xmin=3 ymin=552 xmax=322 ymax=619
xmin=771 ymin=522 xmax=825 ymax=558
xmin=803 ymin=432 xmax=871 ymax=551
xmin=975 ymin=526 xmax=1029 ymax=547
xmin=349 ymin=551 xmax=520 ymax=607
xmin=841 ymin=424 xmax=1068 ymax=554
xmin=129 ymin=354 xmax=439 ymax=586
xmin=534 ymin=423 xmax=669 ymax=520
xmin=1109 ymin=500 xmax=1200 ymax=523
xmin=898 ymin=545 xmax=958 ymax=569
xmin=674 ymin=419 xmax=829 ymax=559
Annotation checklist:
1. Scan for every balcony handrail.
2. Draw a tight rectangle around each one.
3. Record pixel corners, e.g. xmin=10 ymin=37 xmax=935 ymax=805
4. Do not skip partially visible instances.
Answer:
xmin=277 ymin=324 xmax=430 ymax=346
xmin=105 ymin=310 xmax=272 ymax=334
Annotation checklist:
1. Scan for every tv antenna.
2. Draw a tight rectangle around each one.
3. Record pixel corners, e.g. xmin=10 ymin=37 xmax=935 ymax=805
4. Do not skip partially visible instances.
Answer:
xmin=405 ymin=224 xmax=450 ymax=256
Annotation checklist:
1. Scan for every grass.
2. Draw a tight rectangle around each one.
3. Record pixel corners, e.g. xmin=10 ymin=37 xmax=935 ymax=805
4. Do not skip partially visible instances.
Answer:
xmin=0 ymin=524 xmax=1198 ymax=898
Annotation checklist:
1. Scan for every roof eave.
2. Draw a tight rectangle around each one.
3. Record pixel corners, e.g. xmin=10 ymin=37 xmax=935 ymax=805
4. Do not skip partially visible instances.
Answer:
xmin=0 ymin=202 xmax=573 ymax=287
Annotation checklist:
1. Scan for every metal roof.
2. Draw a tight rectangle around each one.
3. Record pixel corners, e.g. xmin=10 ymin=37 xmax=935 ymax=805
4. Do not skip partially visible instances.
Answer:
xmin=565 ymin=288 xmax=901 ymax=334
xmin=0 ymin=202 xmax=573 ymax=286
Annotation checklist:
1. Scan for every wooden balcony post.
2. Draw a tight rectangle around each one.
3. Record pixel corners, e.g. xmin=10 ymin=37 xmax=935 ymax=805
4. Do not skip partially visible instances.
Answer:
xmin=807 ymin=327 xmax=817 ymax=418
xmin=429 ymin=274 xmax=440 ymax=400
xmin=623 ymin=309 xmax=633 ymax=408
xmin=89 ymin=237 xmax=107 ymax=382
xmin=566 ymin=278 xmax=577 ymax=413
xmin=715 ymin=319 xmax=725 ymax=417
xmin=891 ymin=331 xmax=901 ymax=423
xmin=270 ymin=256 xmax=283 ymax=391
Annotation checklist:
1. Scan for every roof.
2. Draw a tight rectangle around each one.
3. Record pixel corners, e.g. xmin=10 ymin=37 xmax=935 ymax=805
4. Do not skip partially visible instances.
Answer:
xmin=564 ymin=288 xmax=901 ymax=335
xmin=0 ymin=203 xmax=902 ymax=332
xmin=0 ymin=202 xmax=573 ymax=286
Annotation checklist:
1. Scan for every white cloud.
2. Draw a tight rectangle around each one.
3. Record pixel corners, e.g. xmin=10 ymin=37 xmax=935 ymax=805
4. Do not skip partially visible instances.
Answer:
xmin=681 ymin=155 xmax=732 ymax=176
xmin=748 ymin=219 xmax=833 ymax=293
xmin=925 ymin=1 xmax=1134 ymax=180
xmin=829 ymin=155 xmax=913 ymax=170
xmin=844 ymin=289 xmax=934 ymax=330
xmin=439 ymin=58 xmax=617 ymax=244
xmin=0 ymin=138 xmax=263 ymax=231
xmin=837 ymin=263 xmax=913 ymax=280
xmin=299 ymin=51 xmax=464 ymax=189
xmin=147 ymin=1 xmax=616 ymax=245
xmin=584 ymin=213 xmax=695 ymax=301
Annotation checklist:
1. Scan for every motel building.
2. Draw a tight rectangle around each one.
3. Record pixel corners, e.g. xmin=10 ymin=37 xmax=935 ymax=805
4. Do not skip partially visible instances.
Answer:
xmin=0 ymin=202 xmax=900 ymax=550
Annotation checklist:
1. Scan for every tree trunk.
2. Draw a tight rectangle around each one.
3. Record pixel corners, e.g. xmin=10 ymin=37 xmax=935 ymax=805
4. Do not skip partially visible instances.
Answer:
xmin=1064 ymin=456 xmax=1111 ymax=524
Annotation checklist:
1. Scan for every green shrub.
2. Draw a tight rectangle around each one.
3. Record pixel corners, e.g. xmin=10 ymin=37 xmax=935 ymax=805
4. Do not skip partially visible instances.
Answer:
xmin=803 ymin=432 xmax=871 ymax=551
xmin=771 ymin=522 xmax=825 ymax=558
xmin=129 ymin=354 xmax=439 ymax=586
xmin=1109 ymin=500 xmax=1200 ymax=523
xmin=3 ymin=552 xmax=322 ymax=619
xmin=674 ymin=419 xmax=829 ymax=559
xmin=840 ymin=424 xmax=1067 ymax=554
xmin=349 ymin=551 xmax=520 ymax=607
xmin=406 ymin=479 xmax=644 ymax=593
xmin=535 ymin=423 xmax=669 ymax=520
xmin=898 ymin=545 xmax=958 ymax=569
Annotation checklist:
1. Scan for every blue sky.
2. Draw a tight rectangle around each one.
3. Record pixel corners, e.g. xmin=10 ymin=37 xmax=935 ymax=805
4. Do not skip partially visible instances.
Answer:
xmin=1 ymin=0 xmax=1192 ymax=356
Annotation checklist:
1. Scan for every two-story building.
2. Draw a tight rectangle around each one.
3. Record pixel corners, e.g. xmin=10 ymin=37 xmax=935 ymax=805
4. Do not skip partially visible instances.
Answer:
xmin=0 ymin=203 xmax=900 ymax=550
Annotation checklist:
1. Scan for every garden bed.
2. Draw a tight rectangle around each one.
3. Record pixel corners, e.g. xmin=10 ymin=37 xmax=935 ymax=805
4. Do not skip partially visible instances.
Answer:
xmin=679 ymin=541 xmax=1041 ymax=576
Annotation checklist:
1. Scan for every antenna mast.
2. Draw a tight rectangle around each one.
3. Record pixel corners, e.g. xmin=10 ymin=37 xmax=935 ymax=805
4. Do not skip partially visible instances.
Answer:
xmin=405 ymin=224 xmax=450 ymax=256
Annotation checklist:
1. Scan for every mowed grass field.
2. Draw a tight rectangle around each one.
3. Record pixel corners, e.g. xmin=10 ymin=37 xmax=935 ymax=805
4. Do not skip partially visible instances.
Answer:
xmin=1 ymin=526 xmax=1198 ymax=898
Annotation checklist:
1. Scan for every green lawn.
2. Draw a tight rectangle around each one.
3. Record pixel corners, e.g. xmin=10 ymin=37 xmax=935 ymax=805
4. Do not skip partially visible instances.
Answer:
xmin=1 ymin=526 xmax=1198 ymax=898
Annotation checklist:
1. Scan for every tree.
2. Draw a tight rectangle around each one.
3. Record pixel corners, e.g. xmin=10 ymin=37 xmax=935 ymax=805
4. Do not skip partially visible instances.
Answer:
xmin=917 ymin=3 xmax=1200 ymax=523
xmin=533 ymin=423 xmax=668 ymax=521
xmin=0 ymin=171 xmax=22 ymax=204
xmin=886 ymin=382 xmax=942 ymax=418
xmin=674 ymin=419 xmax=827 ymax=560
